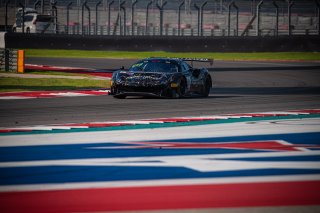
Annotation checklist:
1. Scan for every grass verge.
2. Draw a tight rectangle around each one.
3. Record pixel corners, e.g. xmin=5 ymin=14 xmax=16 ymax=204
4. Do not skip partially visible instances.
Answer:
xmin=25 ymin=49 xmax=320 ymax=61
xmin=0 ymin=77 xmax=110 ymax=92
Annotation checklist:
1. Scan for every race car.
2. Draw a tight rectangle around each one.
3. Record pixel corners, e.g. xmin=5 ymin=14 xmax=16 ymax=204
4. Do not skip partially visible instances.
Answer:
xmin=110 ymin=57 xmax=213 ymax=99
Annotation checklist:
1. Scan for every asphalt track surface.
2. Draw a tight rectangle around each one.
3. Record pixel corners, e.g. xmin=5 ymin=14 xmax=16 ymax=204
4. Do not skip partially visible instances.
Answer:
xmin=1 ymin=58 xmax=320 ymax=213
xmin=0 ymin=58 xmax=319 ymax=127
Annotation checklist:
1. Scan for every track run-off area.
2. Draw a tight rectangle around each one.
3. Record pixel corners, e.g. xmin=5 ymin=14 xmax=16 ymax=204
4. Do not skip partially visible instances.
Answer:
xmin=0 ymin=58 xmax=320 ymax=212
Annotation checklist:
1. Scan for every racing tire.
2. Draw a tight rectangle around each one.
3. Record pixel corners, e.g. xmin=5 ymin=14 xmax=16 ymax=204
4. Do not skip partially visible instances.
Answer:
xmin=202 ymin=77 xmax=212 ymax=97
xmin=172 ymin=78 xmax=186 ymax=98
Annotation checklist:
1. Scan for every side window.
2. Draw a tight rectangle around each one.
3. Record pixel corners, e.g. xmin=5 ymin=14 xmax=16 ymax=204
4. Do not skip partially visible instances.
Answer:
xmin=181 ymin=62 xmax=190 ymax=73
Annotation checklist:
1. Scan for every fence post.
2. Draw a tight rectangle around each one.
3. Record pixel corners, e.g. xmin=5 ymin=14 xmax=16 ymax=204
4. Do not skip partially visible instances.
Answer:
xmin=51 ymin=1 xmax=58 ymax=34
xmin=227 ymin=1 xmax=233 ymax=36
xmin=66 ymin=2 xmax=73 ymax=34
xmin=156 ymin=1 xmax=167 ymax=36
xmin=120 ymin=1 xmax=126 ymax=36
xmin=272 ymin=1 xmax=279 ymax=36
xmin=200 ymin=1 xmax=208 ymax=36
xmin=145 ymin=1 xmax=153 ymax=35
xmin=5 ymin=0 xmax=9 ymax=32
xmin=84 ymin=2 xmax=91 ymax=35
xmin=233 ymin=2 xmax=239 ymax=36
xmin=178 ymin=1 xmax=184 ymax=36
xmin=18 ymin=3 xmax=25 ymax=34
xmin=227 ymin=1 xmax=238 ymax=36
xmin=108 ymin=0 xmax=114 ymax=35
xmin=256 ymin=0 xmax=263 ymax=36
xmin=194 ymin=3 xmax=200 ymax=36
xmin=82 ymin=1 xmax=87 ymax=35
xmin=41 ymin=0 xmax=44 ymax=14
xmin=288 ymin=0 xmax=294 ymax=36
xmin=95 ymin=1 xmax=102 ymax=35
xmin=315 ymin=0 xmax=320 ymax=36
xmin=131 ymin=0 xmax=138 ymax=36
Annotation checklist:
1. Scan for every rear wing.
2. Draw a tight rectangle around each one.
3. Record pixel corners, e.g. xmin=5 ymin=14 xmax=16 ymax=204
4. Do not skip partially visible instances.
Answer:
xmin=181 ymin=58 xmax=214 ymax=66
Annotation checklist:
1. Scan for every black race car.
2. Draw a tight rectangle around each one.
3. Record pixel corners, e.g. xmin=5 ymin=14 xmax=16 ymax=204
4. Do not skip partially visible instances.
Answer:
xmin=110 ymin=57 xmax=213 ymax=99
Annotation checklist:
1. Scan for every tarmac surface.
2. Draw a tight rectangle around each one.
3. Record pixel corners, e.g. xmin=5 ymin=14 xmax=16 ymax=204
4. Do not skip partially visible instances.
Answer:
xmin=1 ymin=57 xmax=320 ymax=212
xmin=0 ymin=58 xmax=319 ymax=127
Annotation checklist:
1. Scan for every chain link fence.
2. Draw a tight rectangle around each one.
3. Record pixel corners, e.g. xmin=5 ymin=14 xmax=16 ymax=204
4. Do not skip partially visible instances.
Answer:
xmin=1 ymin=0 xmax=319 ymax=36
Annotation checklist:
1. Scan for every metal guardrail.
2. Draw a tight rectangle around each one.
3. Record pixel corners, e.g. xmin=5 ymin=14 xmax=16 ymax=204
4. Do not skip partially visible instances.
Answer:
xmin=0 ymin=48 xmax=24 ymax=72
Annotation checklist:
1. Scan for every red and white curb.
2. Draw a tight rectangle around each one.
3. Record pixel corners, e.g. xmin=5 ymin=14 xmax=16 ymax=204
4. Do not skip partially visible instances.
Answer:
xmin=25 ymin=64 xmax=113 ymax=78
xmin=0 ymin=90 xmax=110 ymax=100
xmin=1 ymin=109 xmax=319 ymax=133
xmin=25 ymin=64 xmax=90 ymax=72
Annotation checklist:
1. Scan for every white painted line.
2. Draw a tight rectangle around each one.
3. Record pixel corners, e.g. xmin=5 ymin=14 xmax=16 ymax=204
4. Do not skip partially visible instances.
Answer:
xmin=62 ymin=126 xmax=90 ymax=129
xmin=0 ymin=174 xmax=319 ymax=192
xmin=254 ymin=112 xmax=304 ymax=115
xmin=1 ymin=117 xmax=319 ymax=147
xmin=0 ymin=96 xmax=34 ymax=100
xmin=49 ymin=92 xmax=91 ymax=97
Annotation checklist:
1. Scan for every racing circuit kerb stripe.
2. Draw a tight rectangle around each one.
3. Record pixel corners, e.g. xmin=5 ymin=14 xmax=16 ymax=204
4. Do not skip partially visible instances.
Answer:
xmin=0 ymin=109 xmax=319 ymax=134
xmin=1 ymin=180 xmax=320 ymax=213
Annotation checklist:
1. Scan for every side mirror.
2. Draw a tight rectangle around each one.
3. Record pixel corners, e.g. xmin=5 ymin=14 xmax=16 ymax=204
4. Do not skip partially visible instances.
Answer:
xmin=120 ymin=66 xmax=125 ymax=70
xmin=192 ymin=69 xmax=201 ymax=77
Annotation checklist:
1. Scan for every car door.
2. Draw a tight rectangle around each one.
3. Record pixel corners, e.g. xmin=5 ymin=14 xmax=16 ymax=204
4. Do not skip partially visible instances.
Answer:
xmin=180 ymin=62 xmax=193 ymax=91
xmin=184 ymin=62 xmax=204 ymax=92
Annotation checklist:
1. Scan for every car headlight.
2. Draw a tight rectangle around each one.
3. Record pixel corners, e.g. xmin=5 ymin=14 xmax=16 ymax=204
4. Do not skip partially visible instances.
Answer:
xmin=170 ymin=83 xmax=178 ymax=88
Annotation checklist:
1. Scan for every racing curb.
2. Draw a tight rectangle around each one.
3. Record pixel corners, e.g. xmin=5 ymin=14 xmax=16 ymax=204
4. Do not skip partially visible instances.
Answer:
xmin=0 ymin=90 xmax=110 ymax=100
xmin=25 ymin=64 xmax=113 ymax=78
xmin=1 ymin=109 xmax=319 ymax=135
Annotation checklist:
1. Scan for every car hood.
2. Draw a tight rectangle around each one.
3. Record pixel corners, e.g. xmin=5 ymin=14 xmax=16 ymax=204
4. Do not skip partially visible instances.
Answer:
xmin=114 ymin=71 xmax=173 ymax=86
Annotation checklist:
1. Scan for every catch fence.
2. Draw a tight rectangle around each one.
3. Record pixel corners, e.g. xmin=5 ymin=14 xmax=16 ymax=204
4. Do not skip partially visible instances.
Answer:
xmin=0 ymin=0 xmax=319 ymax=36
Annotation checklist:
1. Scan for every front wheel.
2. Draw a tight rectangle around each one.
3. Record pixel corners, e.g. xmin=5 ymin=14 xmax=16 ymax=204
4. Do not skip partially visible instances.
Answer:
xmin=171 ymin=78 xmax=186 ymax=98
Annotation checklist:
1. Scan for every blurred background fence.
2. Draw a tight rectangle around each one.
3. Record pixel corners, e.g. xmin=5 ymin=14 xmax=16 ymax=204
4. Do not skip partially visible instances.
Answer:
xmin=0 ymin=0 xmax=319 ymax=36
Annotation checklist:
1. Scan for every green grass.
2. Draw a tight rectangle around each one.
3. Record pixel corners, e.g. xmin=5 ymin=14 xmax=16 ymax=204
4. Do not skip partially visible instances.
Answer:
xmin=25 ymin=49 xmax=320 ymax=61
xmin=0 ymin=77 xmax=110 ymax=92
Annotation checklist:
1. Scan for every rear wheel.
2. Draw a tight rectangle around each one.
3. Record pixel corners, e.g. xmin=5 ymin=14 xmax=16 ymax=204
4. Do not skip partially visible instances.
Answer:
xmin=202 ymin=77 xmax=212 ymax=97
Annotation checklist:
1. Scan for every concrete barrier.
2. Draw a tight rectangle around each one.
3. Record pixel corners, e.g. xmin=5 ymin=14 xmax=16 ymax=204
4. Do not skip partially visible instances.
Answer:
xmin=4 ymin=33 xmax=320 ymax=52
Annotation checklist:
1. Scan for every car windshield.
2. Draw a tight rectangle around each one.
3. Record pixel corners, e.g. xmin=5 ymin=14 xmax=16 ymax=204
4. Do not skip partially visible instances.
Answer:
xmin=129 ymin=60 xmax=178 ymax=73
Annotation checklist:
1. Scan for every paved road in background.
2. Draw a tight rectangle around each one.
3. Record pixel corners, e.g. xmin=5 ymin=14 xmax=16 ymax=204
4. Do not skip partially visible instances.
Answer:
xmin=0 ymin=58 xmax=319 ymax=127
